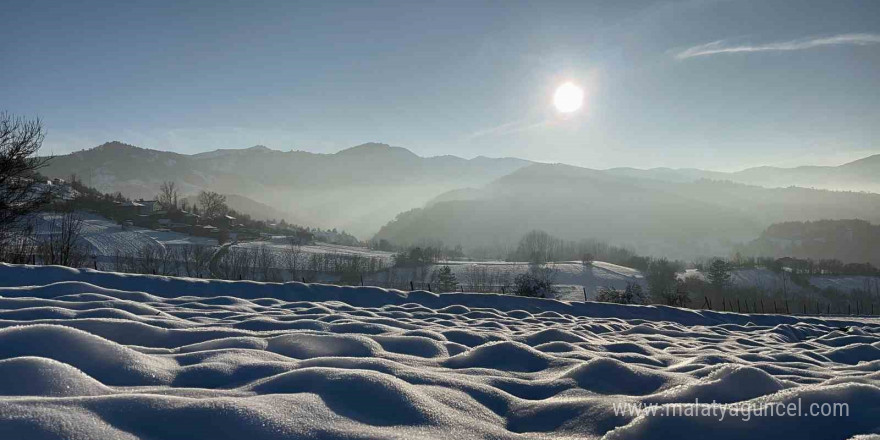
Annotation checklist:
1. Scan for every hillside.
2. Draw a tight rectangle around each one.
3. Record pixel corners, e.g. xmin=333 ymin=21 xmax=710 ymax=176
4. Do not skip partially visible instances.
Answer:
xmin=180 ymin=193 xmax=304 ymax=225
xmin=41 ymin=142 xmax=531 ymax=237
xmin=374 ymin=163 xmax=880 ymax=260
xmin=0 ymin=264 xmax=877 ymax=439
xmin=739 ymin=219 xmax=880 ymax=265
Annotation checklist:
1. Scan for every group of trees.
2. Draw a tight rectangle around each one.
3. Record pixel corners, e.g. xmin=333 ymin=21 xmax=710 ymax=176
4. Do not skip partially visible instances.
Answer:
xmin=593 ymin=258 xmax=690 ymax=306
xmin=158 ymin=180 xmax=229 ymax=223
xmin=112 ymin=244 xmax=212 ymax=277
xmin=507 ymin=230 xmax=649 ymax=269
xmin=392 ymin=244 xmax=463 ymax=267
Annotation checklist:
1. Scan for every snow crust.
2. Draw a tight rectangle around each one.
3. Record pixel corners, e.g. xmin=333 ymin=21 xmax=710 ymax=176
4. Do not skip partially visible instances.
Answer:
xmin=0 ymin=263 xmax=877 ymax=439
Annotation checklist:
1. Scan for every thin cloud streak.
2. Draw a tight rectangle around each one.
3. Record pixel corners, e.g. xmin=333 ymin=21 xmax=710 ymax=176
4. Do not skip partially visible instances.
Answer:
xmin=465 ymin=118 xmax=553 ymax=141
xmin=674 ymin=33 xmax=880 ymax=59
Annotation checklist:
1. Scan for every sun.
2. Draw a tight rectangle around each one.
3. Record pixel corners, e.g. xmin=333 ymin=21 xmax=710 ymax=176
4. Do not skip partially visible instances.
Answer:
xmin=553 ymin=82 xmax=584 ymax=113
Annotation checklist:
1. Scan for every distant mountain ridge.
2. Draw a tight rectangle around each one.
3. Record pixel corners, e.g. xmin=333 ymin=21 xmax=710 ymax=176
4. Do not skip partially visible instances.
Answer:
xmin=41 ymin=141 xmax=532 ymax=236
xmin=606 ymin=154 xmax=880 ymax=192
xmin=40 ymin=141 xmax=879 ymax=243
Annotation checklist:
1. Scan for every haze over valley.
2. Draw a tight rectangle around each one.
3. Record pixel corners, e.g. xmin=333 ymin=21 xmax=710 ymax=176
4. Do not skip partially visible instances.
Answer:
xmin=43 ymin=140 xmax=880 ymax=260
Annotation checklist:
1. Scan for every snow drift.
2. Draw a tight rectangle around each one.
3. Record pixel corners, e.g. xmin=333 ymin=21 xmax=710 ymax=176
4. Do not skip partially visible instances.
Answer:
xmin=0 ymin=263 xmax=877 ymax=439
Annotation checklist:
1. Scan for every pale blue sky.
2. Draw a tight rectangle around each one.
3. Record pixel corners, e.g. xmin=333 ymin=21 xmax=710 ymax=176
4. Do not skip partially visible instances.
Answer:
xmin=3 ymin=0 xmax=879 ymax=170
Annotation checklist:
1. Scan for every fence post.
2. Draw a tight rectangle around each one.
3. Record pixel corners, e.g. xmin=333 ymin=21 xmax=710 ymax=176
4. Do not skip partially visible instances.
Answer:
xmin=428 ymin=283 xmax=432 ymax=292
xmin=583 ymin=287 xmax=588 ymax=302
xmin=360 ymin=275 xmax=363 ymax=286
xmin=410 ymin=281 xmax=414 ymax=291
xmin=773 ymin=301 xmax=777 ymax=313
xmin=785 ymin=300 xmax=790 ymax=314
xmin=302 ymin=277 xmax=306 ymax=283
xmin=501 ymin=286 xmax=505 ymax=295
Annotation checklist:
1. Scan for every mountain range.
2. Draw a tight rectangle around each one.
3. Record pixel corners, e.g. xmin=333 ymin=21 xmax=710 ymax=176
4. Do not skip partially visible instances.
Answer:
xmin=41 ymin=142 xmax=880 ymax=258
xmin=41 ymin=142 xmax=530 ymax=236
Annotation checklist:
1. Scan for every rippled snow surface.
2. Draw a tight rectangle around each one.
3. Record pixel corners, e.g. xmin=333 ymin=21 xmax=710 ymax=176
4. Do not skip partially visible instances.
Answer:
xmin=0 ymin=264 xmax=878 ymax=439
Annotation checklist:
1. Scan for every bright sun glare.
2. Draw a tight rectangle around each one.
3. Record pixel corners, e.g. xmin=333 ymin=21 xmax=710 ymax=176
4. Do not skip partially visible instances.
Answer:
xmin=553 ymin=82 xmax=584 ymax=113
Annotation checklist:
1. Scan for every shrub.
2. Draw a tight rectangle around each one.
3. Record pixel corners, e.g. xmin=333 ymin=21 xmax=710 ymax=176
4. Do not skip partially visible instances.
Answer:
xmin=596 ymin=282 xmax=647 ymax=304
xmin=513 ymin=266 xmax=557 ymax=298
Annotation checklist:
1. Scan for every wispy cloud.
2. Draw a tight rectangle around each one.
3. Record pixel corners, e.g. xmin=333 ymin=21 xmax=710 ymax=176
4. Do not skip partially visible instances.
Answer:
xmin=465 ymin=118 xmax=553 ymax=141
xmin=674 ymin=33 xmax=880 ymax=59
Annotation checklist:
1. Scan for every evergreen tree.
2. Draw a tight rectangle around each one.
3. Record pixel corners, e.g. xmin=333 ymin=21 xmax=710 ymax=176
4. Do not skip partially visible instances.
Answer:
xmin=436 ymin=265 xmax=458 ymax=292
xmin=707 ymin=259 xmax=732 ymax=293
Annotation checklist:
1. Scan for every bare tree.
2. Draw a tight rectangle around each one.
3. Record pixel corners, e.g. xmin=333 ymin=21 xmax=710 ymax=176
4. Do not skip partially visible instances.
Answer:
xmin=255 ymin=244 xmax=281 ymax=281
xmin=0 ymin=219 xmax=37 ymax=263
xmin=136 ymin=245 xmax=163 ymax=275
xmin=283 ymin=237 xmax=304 ymax=281
xmin=512 ymin=230 xmax=557 ymax=264
xmin=157 ymin=181 xmax=179 ymax=211
xmin=37 ymin=210 xmax=87 ymax=267
xmin=0 ymin=112 xmax=51 ymax=243
xmin=197 ymin=191 xmax=228 ymax=221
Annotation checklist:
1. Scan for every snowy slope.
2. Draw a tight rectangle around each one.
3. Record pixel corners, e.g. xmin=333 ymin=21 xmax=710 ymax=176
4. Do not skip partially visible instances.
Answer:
xmin=34 ymin=212 xmax=217 ymax=258
xmin=233 ymin=239 xmax=395 ymax=261
xmin=684 ymin=268 xmax=880 ymax=295
xmin=0 ymin=264 xmax=878 ymax=439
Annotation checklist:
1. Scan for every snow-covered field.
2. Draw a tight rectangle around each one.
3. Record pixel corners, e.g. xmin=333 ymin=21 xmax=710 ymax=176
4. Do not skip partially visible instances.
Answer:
xmin=369 ymin=261 xmax=645 ymax=300
xmin=0 ymin=264 xmax=877 ymax=439
xmin=235 ymin=238 xmax=396 ymax=261
xmin=34 ymin=212 xmax=217 ymax=258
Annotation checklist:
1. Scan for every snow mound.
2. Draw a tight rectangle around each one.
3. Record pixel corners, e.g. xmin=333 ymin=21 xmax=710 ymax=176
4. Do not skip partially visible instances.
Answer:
xmin=444 ymin=341 xmax=556 ymax=372
xmin=0 ymin=324 xmax=177 ymax=385
xmin=651 ymin=365 xmax=787 ymax=404
xmin=267 ymin=333 xmax=382 ymax=359
xmin=0 ymin=357 xmax=112 ymax=397
xmin=560 ymin=358 xmax=674 ymax=395
xmin=0 ymin=264 xmax=877 ymax=439
xmin=249 ymin=367 xmax=444 ymax=426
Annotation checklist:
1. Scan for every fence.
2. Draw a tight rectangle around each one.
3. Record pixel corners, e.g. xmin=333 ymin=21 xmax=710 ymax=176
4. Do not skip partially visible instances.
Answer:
xmin=699 ymin=296 xmax=877 ymax=316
